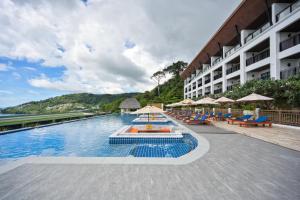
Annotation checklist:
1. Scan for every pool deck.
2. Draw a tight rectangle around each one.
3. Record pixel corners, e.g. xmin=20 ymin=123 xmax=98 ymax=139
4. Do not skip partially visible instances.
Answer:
xmin=212 ymin=121 xmax=300 ymax=151
xmin=0 ymin=120 xmax=299 ymax=199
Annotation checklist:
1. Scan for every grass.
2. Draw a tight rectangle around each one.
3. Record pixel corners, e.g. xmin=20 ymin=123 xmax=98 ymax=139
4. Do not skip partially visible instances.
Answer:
xmin=0 ymin=113 xmax=94 ymax=127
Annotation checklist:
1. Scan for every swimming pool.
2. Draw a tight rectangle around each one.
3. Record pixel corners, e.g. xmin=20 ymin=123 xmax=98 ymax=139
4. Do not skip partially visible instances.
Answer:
xmin=0 ymin=114 xmax=198 ymax=162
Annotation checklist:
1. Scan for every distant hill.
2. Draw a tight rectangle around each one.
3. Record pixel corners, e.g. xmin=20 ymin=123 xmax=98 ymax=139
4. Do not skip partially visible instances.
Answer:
xmin=2 ymin=93 xmax=139 ymax=114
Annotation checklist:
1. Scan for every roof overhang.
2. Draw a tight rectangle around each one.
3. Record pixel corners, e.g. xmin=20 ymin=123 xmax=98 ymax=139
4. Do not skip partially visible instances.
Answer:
xmin=181 ymin=0 xmax=293 ymax=79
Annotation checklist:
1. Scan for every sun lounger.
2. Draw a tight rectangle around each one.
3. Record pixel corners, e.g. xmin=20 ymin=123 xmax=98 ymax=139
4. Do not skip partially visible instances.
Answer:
xmin=217 ymin=113 xmax=232 ymax=121
xmin=239 ymin=116 xmax=272 ymax=127
xmin=183 ymin=114 xmax=201 ymax=123
xmin=227 ymin=114 xmax=252 ymax=124
xmin=187 ymin=115 xmax=210 ymax=125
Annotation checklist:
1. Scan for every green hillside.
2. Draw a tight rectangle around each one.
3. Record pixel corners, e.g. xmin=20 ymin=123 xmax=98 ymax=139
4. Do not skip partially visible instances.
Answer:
xmin=2 ymin=93 xmax=139 ymax=114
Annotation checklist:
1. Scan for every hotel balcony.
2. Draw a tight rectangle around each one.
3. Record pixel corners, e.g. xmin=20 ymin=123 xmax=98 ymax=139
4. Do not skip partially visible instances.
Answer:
xmin=204 ymin=78 xmax=211 ymax=85
xmin=276 ymin=0 xmax=300 ymax=22
xmin=197 ymin=79 xmax=202 ymax=87
xmin=280 ymin=33 xmax=300 ymax=51
xmin=244 ymin=22 xmax=271 ymax=44
xmin=227 ymin=84 xmax=239 ymax=91
xmin=212 ymin=57 xmax=223 ymax=67
xmin=214 ymin=88 xmax=222 ymax=94
xmin=226 ymin=63 xmax=240 ymax=75
xmin=246 ymin=48 xmax=270 ymax=66
xmin=224 ymin=43 xmax=241 ymax=58
xmin=213 ymin=73 xmax=222 ymax=81
xmin=280 ymin=66 xmax=300 ymax=79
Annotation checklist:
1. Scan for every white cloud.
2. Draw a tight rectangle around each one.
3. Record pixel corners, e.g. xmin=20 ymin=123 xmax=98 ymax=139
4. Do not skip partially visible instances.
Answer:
xmin=12 ymin=72 xmax=21 ymax=80
xmin=0 ymin=90 xmax=13 ymax=94
xmin=23 ymin=66 xmax=36 ymax=71
xmin=0 ymin=0 xmax=240 ymax=94
xmin=0 ymin=63 xmax=9 ymax=71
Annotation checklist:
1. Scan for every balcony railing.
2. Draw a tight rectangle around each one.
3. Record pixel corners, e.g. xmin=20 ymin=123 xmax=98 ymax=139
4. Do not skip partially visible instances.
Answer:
xmin=246 ymin=49 xmax=270 ymax=66
xmin=260 ymin=71 xmax=270 ymax=80
xmin=245 ymin=22 xmax=271 ymax=44
xmin=214 ymin=88 xmax=222 ymax=94
xmin=204 ymin=79 xmax=211 ymax=84
xmin=280 ymin=66 xmax=300 ymax=79
xmin=226 ymin=63 xmax=240 ymax=75
xmin=198 ymin=82 xmax=202 ymax=87
xmin=224 ymin=43 xmax=241 ymax=58
xmin=213 ymin=73 xmax=222 ymax=80
xmin=212 ymin=57 xmax=223 ymax=66
xmin=280 ymin=33 xmax=300 ymax=51
xmin=276 ymin=0 xmax=300 ymax=22
xmin=205 ymin=91 xmax=210 ymax=95
xmin=227 ymin=84 xmax=239 ymax=91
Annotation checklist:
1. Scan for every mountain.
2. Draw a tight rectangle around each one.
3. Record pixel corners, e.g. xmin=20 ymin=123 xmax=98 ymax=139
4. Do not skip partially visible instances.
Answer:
xmin=2 ymin=93 xmax=140 ymax=114
xmin=2 ymin=61 xmax=187 ymax=114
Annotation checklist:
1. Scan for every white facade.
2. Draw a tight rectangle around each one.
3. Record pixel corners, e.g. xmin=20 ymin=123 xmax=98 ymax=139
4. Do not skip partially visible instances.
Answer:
xmin=184 ymin=1 xmax=300 ymax=99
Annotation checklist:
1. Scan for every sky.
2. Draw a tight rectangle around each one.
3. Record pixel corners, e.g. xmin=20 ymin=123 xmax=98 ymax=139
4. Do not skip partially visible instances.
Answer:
xmin=0 ymin=0 xmax=240 ymax=107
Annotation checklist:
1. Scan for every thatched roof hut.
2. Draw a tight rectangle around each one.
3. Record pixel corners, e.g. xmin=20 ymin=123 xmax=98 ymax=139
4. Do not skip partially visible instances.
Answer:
xmin=119 ymin=98 xmax=141 ymax=111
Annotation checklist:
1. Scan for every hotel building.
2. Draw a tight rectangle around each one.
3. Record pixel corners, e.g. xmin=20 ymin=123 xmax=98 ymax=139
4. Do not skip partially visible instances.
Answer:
xmin=181 ymin=0 xmax=300 ymax=99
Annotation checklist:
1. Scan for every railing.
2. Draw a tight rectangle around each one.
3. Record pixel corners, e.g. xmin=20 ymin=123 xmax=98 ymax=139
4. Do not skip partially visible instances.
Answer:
xmin=204 ymin=79 xmax=211 ymax=84
xmin=226 ymin=63 xmax=240 ymax=75
xmin=213 ymin=73 xmax=222 ymax=80
xmin=245 ymin=22 xmax=271 ymax=44
xmin=227 ymin=84 xmax=239 ymax=91
xmin=260 ymin=71 xmax=270 ymax=80
xmin=225 ymin=43 xmax=241 ymax=58
xmin=280 ymin=66 xmax=300 ymax=79
xmin=214 ymin=88 xmax=222 ymax=94
xmin=260 ymin=110 xmax=300 ymax=126
xmin=204 ymin=91 xmax=210 ymax=95
xmin=246 ymin=49 xmax=270 ymax=66
xmin=198 ymin=82 xmax=202 ymax=87
xmin=212 ymin=57 xmax=223 ymax=66
xmin=280 ymin=33 xmax=300 ymax=51
xmin=276 ymin=0 xmax=300 ymax=22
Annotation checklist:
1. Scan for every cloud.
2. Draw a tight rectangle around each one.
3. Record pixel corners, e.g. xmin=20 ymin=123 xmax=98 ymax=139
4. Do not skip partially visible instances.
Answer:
xmin=0 ymin=63 xmax=8 ymax=71
xmin=0 ymin=0 xmax=240 ymax=94
xmin=0 ymin=90 xmax=13 ymax=94
xmin=12 ymin=72 xmax=21 ymax=80
xmin=23 ymin=66 xmax=36 ymax=71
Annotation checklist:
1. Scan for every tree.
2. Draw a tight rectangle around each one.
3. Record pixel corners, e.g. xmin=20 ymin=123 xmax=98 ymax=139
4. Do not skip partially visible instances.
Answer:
xmin=163 ymin=61 xmax=188 ymax=77
xmin=151 ymin=71 xmax=165 ymax=96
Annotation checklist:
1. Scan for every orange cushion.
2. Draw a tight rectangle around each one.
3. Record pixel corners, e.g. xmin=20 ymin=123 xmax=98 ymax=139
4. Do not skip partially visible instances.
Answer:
xmin=129 ymin=127 xmax=138 ymax=133
xmin=160 ymin=128 xmax=170 ymax=133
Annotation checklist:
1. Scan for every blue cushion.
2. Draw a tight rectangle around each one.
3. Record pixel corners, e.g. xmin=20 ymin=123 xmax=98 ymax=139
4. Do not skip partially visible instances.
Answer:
xmin=255 ymin=116 xmax=268 ymax=123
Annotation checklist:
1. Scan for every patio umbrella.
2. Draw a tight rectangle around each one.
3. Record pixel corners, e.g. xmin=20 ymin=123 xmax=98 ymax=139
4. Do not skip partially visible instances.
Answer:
xmin=178 ymin=99 xmax=195 ymax=106
xmin=215 ymin=97 xmax=235 ymax=103
xmin=194 ymin=97 xmax=219 ymax=105
xmin=132 ymin=105 xmax=164 ymax=122
xmin=236 ymin=93 xmax=273 ymax=102
xmin=194 ymin=97 xmax=219 ymax=114
xmin=215 ymin=97 xmax=235 ymax=113
xmin=236 ymin=93 xmax=273 ymax=118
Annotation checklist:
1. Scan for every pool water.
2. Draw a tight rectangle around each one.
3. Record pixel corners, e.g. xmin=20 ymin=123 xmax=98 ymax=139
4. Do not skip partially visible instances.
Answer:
xmin=0 ymin=114 xmax=197 ymax=161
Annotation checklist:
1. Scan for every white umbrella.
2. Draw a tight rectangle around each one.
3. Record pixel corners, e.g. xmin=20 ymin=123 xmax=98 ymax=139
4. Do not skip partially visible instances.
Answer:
xmin=132 ymin=105 xmax=164 ymax=114
xmin=215 ymin=97 xmax=235 ymax=103
xmin=236 ymin=93 xmax=273 ymax=102
xmin=178 ymin=99 xmax=195 ymax=106
xmin=132 ymin=105 xmax=164 ymax=122
xmin=194 ymin=97 xmax=219 ymax=114
xmin=236 ymin=93 xmax=273 ymax=119
xmin=194 ymin=97 xmax=219 ymax=105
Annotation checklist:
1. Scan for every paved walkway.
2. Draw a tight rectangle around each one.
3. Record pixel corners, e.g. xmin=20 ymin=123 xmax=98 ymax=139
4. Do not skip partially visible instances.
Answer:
xmin=212 ymin=121 xmax=300 ymax=151
xmin=0 ymin=123 xmax=299 ymax=200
